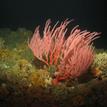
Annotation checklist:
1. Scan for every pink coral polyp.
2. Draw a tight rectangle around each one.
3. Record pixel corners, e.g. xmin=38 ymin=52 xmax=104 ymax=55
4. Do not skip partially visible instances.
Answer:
xmin=28 ymin=19 xmax=100 ymax=82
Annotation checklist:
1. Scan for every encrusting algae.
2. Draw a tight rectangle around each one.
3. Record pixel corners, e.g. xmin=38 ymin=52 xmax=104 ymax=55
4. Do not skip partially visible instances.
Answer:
xmin=0 ymin=20 xmax=107 ymax=107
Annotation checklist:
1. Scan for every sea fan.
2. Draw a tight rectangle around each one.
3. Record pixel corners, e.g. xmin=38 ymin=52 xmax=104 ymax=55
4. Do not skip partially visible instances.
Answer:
xmin=28 ymin=19 xmax=100 ymax=83
xmin=28 ymin=19 xmax=69 ymax=66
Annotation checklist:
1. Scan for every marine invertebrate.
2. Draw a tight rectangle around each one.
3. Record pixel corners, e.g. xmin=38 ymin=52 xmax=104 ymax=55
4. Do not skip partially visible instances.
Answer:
xmin=28 ymin=19 xmax=100 ymax=83
xmin=91 ymin=52 xmax=107 ymax=76
xmin=91 ymin=67 xmax=102 ymax=78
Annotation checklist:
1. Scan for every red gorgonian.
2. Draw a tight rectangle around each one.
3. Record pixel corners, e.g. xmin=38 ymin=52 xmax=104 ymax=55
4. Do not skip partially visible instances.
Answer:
xmin=28 ymin=19 xmax=100 ymax=83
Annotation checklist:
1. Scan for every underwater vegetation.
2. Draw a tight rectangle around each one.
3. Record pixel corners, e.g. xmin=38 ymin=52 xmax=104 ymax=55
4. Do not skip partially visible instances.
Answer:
xmin=0 ymin=20 xmax=107 ymax=107
xmin=91 ymin=52 xmax=107 ymax=78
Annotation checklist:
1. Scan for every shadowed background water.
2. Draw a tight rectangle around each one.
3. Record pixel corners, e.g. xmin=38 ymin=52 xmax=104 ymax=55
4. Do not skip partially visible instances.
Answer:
xmin=0 ymin=0 xmax=106 ymax=48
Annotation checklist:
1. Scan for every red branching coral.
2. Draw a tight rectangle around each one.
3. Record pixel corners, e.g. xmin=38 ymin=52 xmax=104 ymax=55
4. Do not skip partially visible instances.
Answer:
xmin=28 ymin=19 xmax=100 ymax=83
xmin=28 ymin=19 xmax=69 ymax=66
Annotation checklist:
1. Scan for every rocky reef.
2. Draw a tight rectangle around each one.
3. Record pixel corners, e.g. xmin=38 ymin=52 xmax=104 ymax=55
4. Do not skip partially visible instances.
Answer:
xmin=0 ymin=28 xmax=107 ymax=107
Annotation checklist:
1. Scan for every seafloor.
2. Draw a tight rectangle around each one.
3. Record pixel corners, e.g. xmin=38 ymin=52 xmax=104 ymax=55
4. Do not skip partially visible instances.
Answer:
xmin=0 ymin=28 xmax=107 ymax=107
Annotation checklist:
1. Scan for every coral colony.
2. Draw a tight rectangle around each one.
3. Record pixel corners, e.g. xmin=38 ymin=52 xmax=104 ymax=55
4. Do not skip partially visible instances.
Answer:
xmin=28 ymin=19 xmax=100 ymax=84
xmin=1 ymin=20 xmax=107 ymax=107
